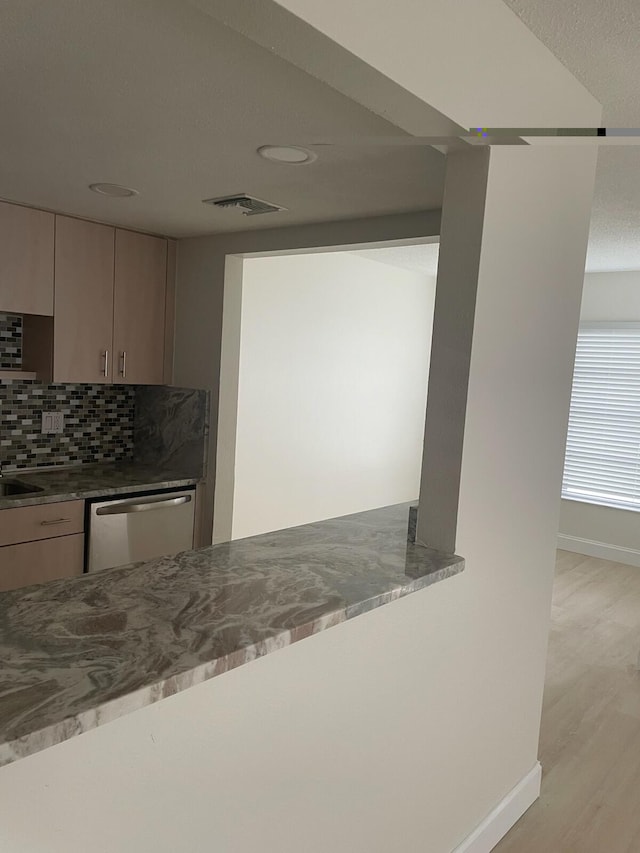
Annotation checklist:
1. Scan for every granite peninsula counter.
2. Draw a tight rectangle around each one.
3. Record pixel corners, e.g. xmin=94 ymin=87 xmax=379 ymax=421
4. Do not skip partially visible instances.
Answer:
xmin=0 ymin=503 xmax=464 ymax=767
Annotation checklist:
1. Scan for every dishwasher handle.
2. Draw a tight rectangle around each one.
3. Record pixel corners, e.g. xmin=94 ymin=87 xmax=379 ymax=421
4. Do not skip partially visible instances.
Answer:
xmin=95 ymin=494 xmax=192 ymax=516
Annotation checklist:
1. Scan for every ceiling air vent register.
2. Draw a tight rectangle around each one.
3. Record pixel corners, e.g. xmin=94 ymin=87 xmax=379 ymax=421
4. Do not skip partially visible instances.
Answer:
xmin=203 ymin=194 xmax=287 ymax=216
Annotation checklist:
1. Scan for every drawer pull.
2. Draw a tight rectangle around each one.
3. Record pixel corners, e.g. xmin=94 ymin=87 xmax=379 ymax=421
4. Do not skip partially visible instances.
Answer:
xmin=40 ymin=518 xmax=73 ymax=526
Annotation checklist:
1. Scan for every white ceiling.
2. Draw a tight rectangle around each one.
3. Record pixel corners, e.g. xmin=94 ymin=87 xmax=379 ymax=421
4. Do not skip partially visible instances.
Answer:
xmin=351 ymin=243 xmax=440 ymax=276
xmin=9 ymin=0 xmax=635 ymax=265
xmin=503 ymin=0 xmax=640 ymax=272
xmin=0 ymin=0 xmax=445 ymax=238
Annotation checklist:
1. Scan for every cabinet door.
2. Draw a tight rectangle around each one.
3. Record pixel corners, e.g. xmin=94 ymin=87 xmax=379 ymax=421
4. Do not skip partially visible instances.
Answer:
xmin=0 ymin=533 xmax=84 ymax=592
xmin=0 ymin=500 xmax=84 ymax=547
xmin=54 ymin=216 xmax=115 ymax=383
xmin=113 ymin=229 xmax=167 ymax=384
xmin=0 ymin=201 xmax=54 ymax=315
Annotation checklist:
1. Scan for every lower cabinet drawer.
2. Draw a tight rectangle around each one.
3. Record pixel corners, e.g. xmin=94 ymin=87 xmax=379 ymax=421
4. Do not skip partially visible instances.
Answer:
xmin=0 ymin=534 xmax=84 ymax=592
xmin=0 ymin=500 xmax=84 ymax=547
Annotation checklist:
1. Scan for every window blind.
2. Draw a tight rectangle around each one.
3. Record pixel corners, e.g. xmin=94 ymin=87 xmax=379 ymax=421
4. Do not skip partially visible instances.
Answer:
xmin=562 ymin=324 xmax=640 ymax=511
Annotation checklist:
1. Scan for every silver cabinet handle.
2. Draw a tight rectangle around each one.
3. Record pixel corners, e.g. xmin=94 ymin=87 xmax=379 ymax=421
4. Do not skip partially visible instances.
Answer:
xmin=96 ymin=495 xmax=191 ymax=516
xmin=40 ymin=518 xmax=72 ymax=526
xmin=119 ymin=351 xmax=127 ymax=379
xmin=102 ymin=349 xmax=109 ymax=378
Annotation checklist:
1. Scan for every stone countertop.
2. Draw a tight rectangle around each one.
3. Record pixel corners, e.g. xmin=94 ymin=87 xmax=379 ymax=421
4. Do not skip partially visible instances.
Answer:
xmin=0 ymin=462 xmax=201 ymax=510
xmin=0 ymin=503 xmax=464 ymax=767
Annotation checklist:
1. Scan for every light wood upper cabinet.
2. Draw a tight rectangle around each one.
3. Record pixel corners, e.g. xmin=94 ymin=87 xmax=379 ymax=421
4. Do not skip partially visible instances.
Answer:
xmin=0 ymin=202 xmax=171 ymax=384
xmin=0 ymin=201 xmax=54 ymax=315
xmin=113 ymin=229 xmax=167 ymax=384
xmin=54 ymin=216 xmax=115 ymax=383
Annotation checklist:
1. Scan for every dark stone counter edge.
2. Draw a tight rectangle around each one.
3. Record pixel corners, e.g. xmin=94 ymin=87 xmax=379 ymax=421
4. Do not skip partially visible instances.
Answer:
xmin=0 ymin=555 xmax=464 ymax=767
xmin=0 ymin=476 xmax=201 ymax=511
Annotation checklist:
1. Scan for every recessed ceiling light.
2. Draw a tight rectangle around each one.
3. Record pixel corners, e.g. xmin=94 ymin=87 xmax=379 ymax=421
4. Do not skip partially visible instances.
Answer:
xmin=257 ymin=145 xmax=318 ymax=165
xmin=89 ymin=183 xmax=139 ymax=198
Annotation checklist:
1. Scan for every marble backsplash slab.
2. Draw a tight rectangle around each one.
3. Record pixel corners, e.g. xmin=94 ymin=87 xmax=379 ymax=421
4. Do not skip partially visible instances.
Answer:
xmin=133 ymin=386 xmax=209 ymax=479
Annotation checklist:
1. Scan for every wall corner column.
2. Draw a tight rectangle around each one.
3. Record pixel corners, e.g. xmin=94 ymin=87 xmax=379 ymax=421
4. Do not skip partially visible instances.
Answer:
xmin=416 ymin=147 xmax=490 ymax=551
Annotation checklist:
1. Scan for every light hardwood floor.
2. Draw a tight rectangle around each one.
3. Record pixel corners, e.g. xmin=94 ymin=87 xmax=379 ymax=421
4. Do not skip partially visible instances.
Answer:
xmin=495 ymin=550 xmax=640 ymax=853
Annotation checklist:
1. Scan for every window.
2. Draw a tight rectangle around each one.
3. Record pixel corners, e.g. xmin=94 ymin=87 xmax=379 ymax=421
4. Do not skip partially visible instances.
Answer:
xmin=562 ymin=324 xmax=640 ymax=511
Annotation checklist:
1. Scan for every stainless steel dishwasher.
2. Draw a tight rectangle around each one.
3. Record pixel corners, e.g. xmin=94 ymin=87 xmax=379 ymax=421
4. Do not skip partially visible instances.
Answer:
xmin=87 ymin=488 xmax=196 ymax=573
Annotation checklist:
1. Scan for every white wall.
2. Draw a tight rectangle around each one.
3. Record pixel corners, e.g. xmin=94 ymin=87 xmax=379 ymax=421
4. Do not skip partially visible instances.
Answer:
xmin=579 ymin=271 xmax=640 ymax=322
xmin=559 ymin=271 xmax=640 ymax=561
xmin=231 ymin=252 xmax=434 ymax=540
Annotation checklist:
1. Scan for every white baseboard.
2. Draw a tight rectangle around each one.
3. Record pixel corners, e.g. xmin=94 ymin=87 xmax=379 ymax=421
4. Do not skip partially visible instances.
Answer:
xmin=451 ymin=762 xmax=541 ymax=853
xmin=557 ymin=534 xmax=640 ymax=568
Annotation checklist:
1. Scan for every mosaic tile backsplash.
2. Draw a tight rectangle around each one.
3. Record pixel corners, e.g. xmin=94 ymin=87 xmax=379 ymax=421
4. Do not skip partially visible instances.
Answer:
xmin=0 ymin=382 xmax=135 ymax=472
xmin=0 ymin=314 xmax=22 ymax=370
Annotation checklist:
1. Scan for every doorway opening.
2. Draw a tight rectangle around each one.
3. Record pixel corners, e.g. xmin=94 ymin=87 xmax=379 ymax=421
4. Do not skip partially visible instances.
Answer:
xmin=214 ymin=237 xmax=439 ymax=542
